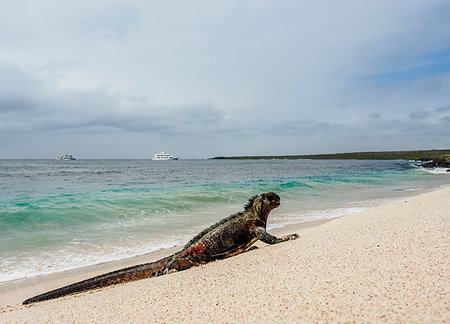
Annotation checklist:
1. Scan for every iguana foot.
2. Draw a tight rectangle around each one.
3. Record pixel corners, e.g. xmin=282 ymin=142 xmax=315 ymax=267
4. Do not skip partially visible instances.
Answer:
xmin=163 ymin=268 xmax=178 ymax=275
xmin=282 ymin=234 xmax=299 ymax=241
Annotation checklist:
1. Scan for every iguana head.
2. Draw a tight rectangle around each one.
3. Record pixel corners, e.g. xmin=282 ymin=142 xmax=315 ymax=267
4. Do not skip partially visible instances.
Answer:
xmin=261 ymin=192 xmax=281 ymax=210
xmin=245 ymin=192 xmax=280 ymax=222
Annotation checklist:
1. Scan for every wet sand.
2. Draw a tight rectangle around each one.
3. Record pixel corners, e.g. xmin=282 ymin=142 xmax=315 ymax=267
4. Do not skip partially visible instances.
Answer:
xmin=1 ymin=187 xmax=448 ymax=323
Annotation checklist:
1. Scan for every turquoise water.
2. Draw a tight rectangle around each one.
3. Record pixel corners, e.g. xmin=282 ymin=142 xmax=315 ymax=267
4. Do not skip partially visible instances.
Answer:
xmin=0 ymin=159 xmax=448 ymax=282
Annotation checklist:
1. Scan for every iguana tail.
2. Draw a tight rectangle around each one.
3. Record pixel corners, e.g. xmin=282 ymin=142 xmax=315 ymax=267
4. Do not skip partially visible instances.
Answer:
xmin=23 ymin=255 xmax=173 ymax=305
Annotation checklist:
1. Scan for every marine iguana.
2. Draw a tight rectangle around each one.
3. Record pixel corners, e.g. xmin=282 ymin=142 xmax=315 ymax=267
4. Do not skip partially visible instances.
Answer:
xmin=23 ymin=192 xmax=298 ymax=305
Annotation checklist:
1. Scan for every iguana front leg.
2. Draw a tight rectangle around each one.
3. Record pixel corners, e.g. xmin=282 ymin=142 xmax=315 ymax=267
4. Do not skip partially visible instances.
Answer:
xmin=254 ymin=226 xmax=299 ymax=244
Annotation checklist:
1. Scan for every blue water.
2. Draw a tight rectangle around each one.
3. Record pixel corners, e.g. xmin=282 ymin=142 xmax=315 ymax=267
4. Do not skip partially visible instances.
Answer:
xmin=0 ymin=159 xmax=448 ymax=282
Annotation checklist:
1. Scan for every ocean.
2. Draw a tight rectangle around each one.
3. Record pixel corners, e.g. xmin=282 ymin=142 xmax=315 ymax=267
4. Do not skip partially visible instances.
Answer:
xmin=0 ymin=158 xmax=448 ymax=283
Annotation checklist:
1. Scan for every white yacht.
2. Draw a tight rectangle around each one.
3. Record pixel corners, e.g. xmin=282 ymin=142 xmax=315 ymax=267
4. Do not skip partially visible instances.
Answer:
xmin=152 ymin=152 xmax=178 ymax=161
xmin=58 ymin=154 xmax=76 ymax=160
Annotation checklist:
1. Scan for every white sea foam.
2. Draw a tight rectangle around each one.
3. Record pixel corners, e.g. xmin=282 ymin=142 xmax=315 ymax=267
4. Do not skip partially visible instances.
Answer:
xmin=268 ymin=206 xmax=369 ymax=229
xmin=267 ymin=195 xmax=408 ymax=230
xmin=418 ymin=167 xmax=450 ymax=174
xmin=0 ymin=238 xmax=188 ymax=283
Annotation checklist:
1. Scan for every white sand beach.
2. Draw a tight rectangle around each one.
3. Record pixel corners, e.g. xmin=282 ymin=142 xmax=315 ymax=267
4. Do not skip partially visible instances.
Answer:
xmin=1 ymin=187 xmax=449 ymax=323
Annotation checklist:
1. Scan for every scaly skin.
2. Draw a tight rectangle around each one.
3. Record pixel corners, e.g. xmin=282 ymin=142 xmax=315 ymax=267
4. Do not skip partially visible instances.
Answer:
xmin=23 ymin=192 xmax=298 ymax=305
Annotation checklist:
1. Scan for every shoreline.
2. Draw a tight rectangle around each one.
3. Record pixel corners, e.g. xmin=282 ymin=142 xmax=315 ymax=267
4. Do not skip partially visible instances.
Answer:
xmin=0 ymin=217 xmax=332 ymax=310
xmin=1 ymin=183 xmax=447 ymax=310
xmin=209 ymin=149 xmax=450 ymax=160
xmin=1 ymin=186 xmax=448 ymax=322
xmin=2 ymin=158 xmax=449 ymax=288
xmin=2 ymin=181 xmax=445 ymax=286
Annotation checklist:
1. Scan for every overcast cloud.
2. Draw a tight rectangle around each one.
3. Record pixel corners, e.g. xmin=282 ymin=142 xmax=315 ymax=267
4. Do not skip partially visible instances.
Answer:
xmin=1 ymin=1 xmax=449 ymax=158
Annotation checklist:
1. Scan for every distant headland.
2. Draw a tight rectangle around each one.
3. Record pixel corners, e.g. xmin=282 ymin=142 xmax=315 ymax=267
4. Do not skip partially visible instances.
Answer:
xmin=210 ymin=149 xmax=450 ymax=161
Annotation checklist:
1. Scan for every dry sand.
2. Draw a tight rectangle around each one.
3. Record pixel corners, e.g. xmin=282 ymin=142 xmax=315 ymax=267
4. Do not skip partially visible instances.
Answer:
xmin=0 ymin=187 xmax=448 ymax=323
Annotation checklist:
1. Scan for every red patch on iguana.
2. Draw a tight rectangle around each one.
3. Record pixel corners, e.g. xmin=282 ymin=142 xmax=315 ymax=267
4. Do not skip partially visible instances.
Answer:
xmin=181 ymin=242 xmax=207 ymax=258
xmin=246 ymin=220 xmax=257 ymax=231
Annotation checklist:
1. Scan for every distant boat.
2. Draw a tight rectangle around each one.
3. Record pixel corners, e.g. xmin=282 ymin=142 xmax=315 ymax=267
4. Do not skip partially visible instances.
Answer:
xmin=152 ymin=152 xmax=178 ymax=161
xmin=58 ymin=154 xmax=76 ymax=160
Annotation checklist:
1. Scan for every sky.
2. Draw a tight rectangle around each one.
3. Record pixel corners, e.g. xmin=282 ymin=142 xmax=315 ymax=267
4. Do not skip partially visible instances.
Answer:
xmin=1 ymin=1 xmax=449 ymax=159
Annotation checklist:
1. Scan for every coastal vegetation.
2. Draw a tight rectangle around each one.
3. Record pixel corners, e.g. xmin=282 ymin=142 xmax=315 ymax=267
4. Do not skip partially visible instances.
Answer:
xmin=210 ymin=149 xmax=450 ymax=160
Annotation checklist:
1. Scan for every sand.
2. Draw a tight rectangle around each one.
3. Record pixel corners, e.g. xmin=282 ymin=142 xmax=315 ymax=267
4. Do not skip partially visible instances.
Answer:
xmin=0 ymin=187 xmax=448 ymax=323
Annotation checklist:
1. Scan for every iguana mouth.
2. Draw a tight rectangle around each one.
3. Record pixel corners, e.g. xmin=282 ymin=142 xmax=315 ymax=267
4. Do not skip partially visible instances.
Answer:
xmin=272 ymin=200 xmax=280 ymax=207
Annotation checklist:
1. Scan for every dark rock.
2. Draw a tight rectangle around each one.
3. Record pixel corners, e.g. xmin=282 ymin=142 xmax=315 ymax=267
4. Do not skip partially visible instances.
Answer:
xmin=418 ymin=157 xmax=450 ymax=169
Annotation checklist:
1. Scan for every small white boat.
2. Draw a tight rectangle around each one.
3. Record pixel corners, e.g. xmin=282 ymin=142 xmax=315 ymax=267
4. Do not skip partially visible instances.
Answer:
xmin=58 ymin=154 xmax=76 ymax=160
xmin=152 ymin=152 xmax=178 ymax=161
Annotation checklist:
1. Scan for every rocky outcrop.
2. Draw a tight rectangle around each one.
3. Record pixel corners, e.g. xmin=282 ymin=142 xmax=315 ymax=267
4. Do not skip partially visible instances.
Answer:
xmin=418 ymin=157 xmax=450 ymax=170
